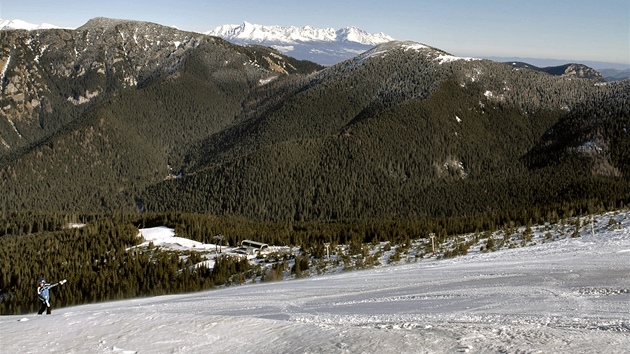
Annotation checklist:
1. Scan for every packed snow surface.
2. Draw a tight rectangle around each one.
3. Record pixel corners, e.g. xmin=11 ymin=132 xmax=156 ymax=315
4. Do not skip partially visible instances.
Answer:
xmin=134 ymin=226 xmax=216 ymax=252
xmin=2 ymin=211 xmax=630 ymax=353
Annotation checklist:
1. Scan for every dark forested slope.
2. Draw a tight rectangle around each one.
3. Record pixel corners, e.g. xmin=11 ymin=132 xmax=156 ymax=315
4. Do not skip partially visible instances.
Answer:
xmin=141 ymin=43 xmax=630 ymax=220
xmin=0 ymin=18 xmax=321 ymax=212
xmin=0 ymin=26 xmax=628 ymax=220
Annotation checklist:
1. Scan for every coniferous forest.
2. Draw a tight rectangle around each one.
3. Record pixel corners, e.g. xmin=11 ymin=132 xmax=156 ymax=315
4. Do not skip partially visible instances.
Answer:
xmin=1 ymin=19 xmax=629 ymax=314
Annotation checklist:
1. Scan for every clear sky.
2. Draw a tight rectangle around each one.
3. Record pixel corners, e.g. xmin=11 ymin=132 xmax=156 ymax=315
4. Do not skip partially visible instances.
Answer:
xmin=1 ymin=0 xmax=628 ymax=65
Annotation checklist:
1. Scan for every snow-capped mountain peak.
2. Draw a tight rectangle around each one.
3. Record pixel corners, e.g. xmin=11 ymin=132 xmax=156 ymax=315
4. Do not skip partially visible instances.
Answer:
xmin=0 ymin=18 xmax=60 ymax=30
xmin=335 ymin=26 xmax=394 ymax=45
xmin=206 ymin=21 xmax=394 ymax=46
xmin=206 ymin=21 xmax=396 ymax=66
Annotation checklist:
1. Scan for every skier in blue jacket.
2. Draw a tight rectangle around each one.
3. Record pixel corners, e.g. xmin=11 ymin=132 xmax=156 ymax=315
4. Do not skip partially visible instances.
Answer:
xmin=37 ymin=278 xmax=65 ymax=315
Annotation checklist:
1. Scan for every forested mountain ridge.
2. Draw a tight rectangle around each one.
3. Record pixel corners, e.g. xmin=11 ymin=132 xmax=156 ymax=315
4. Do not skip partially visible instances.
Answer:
xmin=505 ymin=62 xmax=604 ymax=81
xmin=141 ymin=42 xmax=630 ymax=220
xmin=0 ymin=18 xmax=321 ymax=211
xmin=1 ymin=20 xmax=628 ymax=220
xmin=0 ymin=17 xmax=320 ymax=157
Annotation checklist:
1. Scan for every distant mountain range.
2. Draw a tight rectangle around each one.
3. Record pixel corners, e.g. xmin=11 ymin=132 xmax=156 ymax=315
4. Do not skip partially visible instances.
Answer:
xmin=490 ymin=57 xmax=630 ymax=81
xmin=0 ymin=18 xmax=60 ymax=30
xmin=207 ymin=22 xmax=629 ymax=79
xmin=206 ymin=21 xmax=395 ymax=66
xmin=504 ymin=62 xmax=604 ymax=81
xmin=2 ymin=17 xmax=627 ymax=79
xmin=598 ymin=68 xmax=630 ymax=82
xmin=207 ymin=21 xmax=394 ymax=45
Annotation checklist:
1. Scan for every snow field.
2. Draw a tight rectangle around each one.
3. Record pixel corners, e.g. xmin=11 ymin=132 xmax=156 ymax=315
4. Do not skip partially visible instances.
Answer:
xmin=1 ymin=210 xmax=629 ymax=353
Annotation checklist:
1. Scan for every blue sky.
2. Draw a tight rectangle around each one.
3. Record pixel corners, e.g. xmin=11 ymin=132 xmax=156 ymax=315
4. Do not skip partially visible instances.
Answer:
xmin=1 ymin=0 xmax=628 ymax=66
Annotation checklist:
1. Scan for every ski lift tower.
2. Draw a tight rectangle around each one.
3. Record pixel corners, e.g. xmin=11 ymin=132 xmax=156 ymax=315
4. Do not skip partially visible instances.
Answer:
xmin=213 ymin=234 xmax=224 ymax=254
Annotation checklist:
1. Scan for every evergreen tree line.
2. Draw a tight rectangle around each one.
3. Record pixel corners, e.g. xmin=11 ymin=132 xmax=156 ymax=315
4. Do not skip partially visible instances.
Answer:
xmin=1 ymin=196 xmax=622 ymax=315
xmin=0 ymin=216 xmax=252 ymax=315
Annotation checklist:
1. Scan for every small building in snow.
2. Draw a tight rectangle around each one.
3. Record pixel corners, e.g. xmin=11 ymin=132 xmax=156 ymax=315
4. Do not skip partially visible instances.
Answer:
xmin=235 ymin=240 xmax=269 ymax=256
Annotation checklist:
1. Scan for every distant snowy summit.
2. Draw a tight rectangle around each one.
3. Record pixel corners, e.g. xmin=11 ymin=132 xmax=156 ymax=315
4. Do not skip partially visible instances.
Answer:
xmin=207 ymin=21 xmax=394 ymax=45
xmin=0 ymin=18 xmax=60 ymax=30
xmin=207 ymin=21 xmax=396 ymax=66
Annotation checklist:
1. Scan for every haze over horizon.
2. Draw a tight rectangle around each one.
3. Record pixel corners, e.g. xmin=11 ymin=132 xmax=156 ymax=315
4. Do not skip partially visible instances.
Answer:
xmin=1 ymin=0 xmax=628 ymax=67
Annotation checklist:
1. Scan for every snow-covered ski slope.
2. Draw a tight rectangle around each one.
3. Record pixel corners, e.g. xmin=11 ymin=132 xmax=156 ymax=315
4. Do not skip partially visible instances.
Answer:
xmin=2 ymin=211 xmax=630 ymax=353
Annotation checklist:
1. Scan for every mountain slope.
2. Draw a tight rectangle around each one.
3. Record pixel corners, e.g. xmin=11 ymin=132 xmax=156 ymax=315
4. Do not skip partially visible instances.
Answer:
xmin=524 ymin=80 xmax=630 ymax=176
xmin=0 ymin=17 xmax=321 ymax=156
xmin=140 ymin=42 xmax=628 ymax=220
xmin=1 ymin=21 xmax=628 ymax=220
xmin=0 ymin=18 xmax=322 ymax=212
xmin=2 ymin=210 xmax=629 ymax=352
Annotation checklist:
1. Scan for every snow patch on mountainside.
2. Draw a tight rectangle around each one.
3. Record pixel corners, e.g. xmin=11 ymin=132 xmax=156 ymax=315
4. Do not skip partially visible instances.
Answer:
xmin=436 ymin=53 xmax=479 ymax=64
xmin=0 ymin=55 xmax=11 ymax=92
xmin=401 ymin=43 xmax=428 ymax=51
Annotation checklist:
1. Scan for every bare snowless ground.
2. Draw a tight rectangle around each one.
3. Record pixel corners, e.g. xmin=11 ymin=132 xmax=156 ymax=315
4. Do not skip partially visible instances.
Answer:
xmin=2 ymin=211 xmax=630 ymax=353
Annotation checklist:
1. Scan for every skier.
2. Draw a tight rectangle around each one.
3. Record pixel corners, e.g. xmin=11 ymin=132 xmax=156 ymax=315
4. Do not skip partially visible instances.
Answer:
xmin=37 ymin=278 xmax=65 ymax=315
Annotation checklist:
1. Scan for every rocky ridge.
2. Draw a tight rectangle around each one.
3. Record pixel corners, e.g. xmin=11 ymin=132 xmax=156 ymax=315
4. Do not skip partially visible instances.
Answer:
xmin=506 ymin=61 xmax=604 ymax=81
